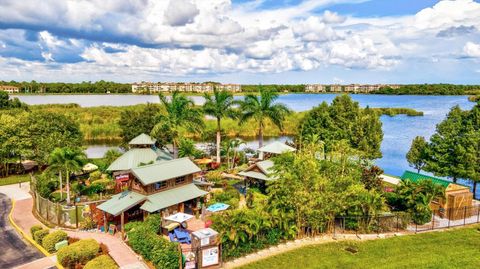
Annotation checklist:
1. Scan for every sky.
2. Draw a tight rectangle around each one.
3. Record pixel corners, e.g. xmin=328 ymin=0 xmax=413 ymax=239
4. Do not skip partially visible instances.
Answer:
xmin=0 ymin=0 xmax=480 ymax=84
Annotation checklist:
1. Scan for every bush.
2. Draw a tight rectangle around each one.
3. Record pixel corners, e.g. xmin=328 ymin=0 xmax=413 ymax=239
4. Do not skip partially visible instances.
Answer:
xmin=33 ymin=229 xmax=49 ymax=245
xmin=126 ymin=215 xmax=180 ymax=269
xmin=57 ymin=239 xmax=100 ymax=268
xmin=89 ymin=171 xmax=102 ymax=181
xmin=84 ymin=255 xmax=118 ymax=269
xmin=42 ymin=230 xmax=68 ymax=253
xmin=49 ymin=192 xmax=67 ymax=202
xmin=81 ymin=216 xmax=97 ymax=230
xmin=30 ymin=225 xmax=43 ymax=238
xmin=205 ymin=170 xmax=223 ymax=185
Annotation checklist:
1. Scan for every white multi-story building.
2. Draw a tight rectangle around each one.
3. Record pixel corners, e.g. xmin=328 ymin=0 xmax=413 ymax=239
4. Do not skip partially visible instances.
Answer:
xmin=0 ymin=85 xmax=20 ymax=93
xmin=131 ymin=82 xmax=241 ymax=93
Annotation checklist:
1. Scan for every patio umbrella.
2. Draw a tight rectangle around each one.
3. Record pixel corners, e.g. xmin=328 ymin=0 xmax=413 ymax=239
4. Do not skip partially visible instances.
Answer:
xmin=207 ymin=203 xmax=230 ymax=212
xmin=164 ymin=212 xmax=194 ymax=223
xmin=195 ymin=158 xmax=213 ymax=165
xmin=83 ymin=163 xmax=98 ymax=172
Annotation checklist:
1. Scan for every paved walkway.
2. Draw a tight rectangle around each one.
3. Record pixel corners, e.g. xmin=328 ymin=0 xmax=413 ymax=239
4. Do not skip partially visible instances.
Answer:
xmin=0 ymin=193 xmax=45 ymax=269
xmin=0 ymin=183 xmax=147 ymax=269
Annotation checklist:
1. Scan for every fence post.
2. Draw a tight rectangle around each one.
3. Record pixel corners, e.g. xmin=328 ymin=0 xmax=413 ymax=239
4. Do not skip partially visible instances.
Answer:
xmin=396 ymin=214 xmax=399 ymax=232
xmin=46 ymin=201 xmax=49 ymax=221
xmin=447 ymin=208 xmax=451 ymax=228
xmin=431 ymin=211 xmax=435 ymax=230
xmin=75 ymin=205 xmax=79 ymax=228
xmin=57 ymin=203 xmax=61 ymax=226
xmin=477 ymin=205 xmax=480 ymax=223
xmin=415 ymin=222 xmax=417 ymax=233
xmin=377 ymin=216 xmax=380 ymax=235
xmin=463 ymin=206 xmax=467 ymax=226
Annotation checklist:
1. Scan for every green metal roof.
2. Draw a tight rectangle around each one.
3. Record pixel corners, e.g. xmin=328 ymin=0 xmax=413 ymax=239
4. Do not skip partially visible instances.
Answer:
xmin=154 ymin=147 xmax=173 ymax=161
xmin=400 ymin=171 xmax=451 ymax=188
xmin=97 ymin=191 xmax=146 ymax=216
xmin=129 ymin=133 xmax=156 ymax=146
xmin=131 ymin=157 xmax=201 ymax=185
xmin=106 ymin=148 xmax=158 ymax=171
xmin=140 ymin=184 xmax=207 ymax=213
xmin=257 ymin=141 xmax=296 ymax=154
xmin=238 ymin=171 xmax=270 ymax=181
xmin=238 ymin=160 xmax=275 ymax=181
xmin=256 ymin=160 xmax=274 ymax=174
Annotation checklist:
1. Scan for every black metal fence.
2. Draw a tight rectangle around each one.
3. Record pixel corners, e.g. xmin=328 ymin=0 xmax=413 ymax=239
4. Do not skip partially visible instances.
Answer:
xmin=333 ymin=205 xmax=480 ymax=235
xmin=412 ymin=205 xmax=480 ymax=233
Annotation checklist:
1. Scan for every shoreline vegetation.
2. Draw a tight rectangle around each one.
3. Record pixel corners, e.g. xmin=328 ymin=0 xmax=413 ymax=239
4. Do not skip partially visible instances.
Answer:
xmin=2 ymin=81 xmax=480 ymax=96
xmin=30 ymin=104 xmax=423 ymax=143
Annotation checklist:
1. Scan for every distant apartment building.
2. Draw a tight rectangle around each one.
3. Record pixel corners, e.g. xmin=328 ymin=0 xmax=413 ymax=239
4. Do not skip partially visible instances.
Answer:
xmin=131 ymin=82 xmax=241 ymax=93
xmin=330 ymin=85 xmax=342 ymax=92
xmin=305 ymin=84 xmax=325 ymax=92
xmin=0 ymin=85 xmax=20 ymax=94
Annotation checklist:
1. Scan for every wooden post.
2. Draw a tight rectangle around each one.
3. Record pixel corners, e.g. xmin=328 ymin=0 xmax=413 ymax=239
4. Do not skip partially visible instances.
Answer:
xmin=103 ymin=212 xmax=107 ymax=233
xmin=121 ymin=211 xmax=125 ymax=240
xmin=75 ymin=205 xmax=79 ymax=228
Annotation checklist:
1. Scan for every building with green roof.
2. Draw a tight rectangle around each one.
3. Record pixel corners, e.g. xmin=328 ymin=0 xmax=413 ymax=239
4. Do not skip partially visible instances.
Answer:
xmin=400 ymin=171 xmax=457 ymax=188
xmin=98 ymin=135 xmax=206 ymax=238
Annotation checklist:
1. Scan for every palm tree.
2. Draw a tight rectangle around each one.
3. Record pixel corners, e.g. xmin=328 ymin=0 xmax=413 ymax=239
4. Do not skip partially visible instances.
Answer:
xmin=239 ymin=88 xmax=291 ymax=148
xmin=203 ymin=88 xmax=238 ymax=164
xmin=151 ymin=92 xmax=204 ymax=158
xmin=48 ymin=147 xmax=86 ymax=204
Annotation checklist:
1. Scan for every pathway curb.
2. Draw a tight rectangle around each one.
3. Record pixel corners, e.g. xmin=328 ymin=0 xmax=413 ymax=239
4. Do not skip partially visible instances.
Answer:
xmin=8 ymin=198 xmax=64 ymax=269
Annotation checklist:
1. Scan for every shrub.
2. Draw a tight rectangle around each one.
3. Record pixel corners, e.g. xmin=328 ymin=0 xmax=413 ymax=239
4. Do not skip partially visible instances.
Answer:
xmin=126 ymin=215 xmax=180 ymax=269
xmin=49 ymin=192 xmax=67 ymax=202
xmin=89 ymin=171 xmax=102 ymax=181
xmin=33 ymin=229 xmax=49 ymax=245
xmin=205 ymin=170 xmax=223 ymax=185
xmin=57 ymin=239 xmax=100 ymax=268
xmin=30 ymin=225 xmax=43 ymax=238
xmin=84 ymin=255 xmax=118 ymax=269
xmin=81 ymin=216 xmax=97 ymax=230
xmin=42 ymin=230 xmax=68 ymax=253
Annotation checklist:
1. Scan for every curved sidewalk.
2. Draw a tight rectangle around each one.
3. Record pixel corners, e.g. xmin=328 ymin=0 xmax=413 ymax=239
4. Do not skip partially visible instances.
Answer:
xmin=1 ymin=183 xmax=147 ymax=269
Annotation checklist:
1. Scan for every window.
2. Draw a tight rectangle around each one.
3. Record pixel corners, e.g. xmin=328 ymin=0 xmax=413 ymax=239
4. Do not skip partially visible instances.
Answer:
xmin=175 ymin=176 xmax=186 ymax=185
xmin=155 ymin=181 xmax=167 ymax=190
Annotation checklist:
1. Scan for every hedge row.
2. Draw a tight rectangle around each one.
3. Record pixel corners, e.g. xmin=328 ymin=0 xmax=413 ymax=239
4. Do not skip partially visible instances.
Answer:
xmin=57 ymin=239 xmax=100 ymax=268
xmin=84 ymin=255 xmax=118 ymax=269
xmin=126 ymin=215 xmax=180 ymax=269
xmin=33 ymin=229 xmax=49 ymax=245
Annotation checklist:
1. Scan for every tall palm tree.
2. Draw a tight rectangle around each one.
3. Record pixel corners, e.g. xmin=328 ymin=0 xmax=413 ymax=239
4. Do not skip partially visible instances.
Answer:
xmin=48 ymin=147 xmax=86 ymax=204
xmin=239 ymin=88 xmax=291 ymax=148
xmin=203 ymin=89 xmax=238 ymax=163
xmin=151 ymin=92 xmax=204 ymax=158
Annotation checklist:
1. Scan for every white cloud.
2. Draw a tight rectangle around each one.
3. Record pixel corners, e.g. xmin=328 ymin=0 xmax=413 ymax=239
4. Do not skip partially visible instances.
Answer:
xmin=164 ymin=0 xmax=199 ymax=26
xmin=463 ymin=42 xmax=480 ymax=58
xmin=0 ymin=0 xmax=479 ymax=80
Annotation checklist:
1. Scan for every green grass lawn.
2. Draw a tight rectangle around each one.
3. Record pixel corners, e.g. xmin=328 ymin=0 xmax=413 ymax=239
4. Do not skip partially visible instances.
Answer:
xmin=240 ymin=226 xmax=480 ymax=269
xmin=0 ymin=174 xmax=31 ymax=186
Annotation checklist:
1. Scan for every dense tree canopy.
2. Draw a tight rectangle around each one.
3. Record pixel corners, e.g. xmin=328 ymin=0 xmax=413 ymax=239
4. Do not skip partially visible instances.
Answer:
xmin=0 ymin=80 xmax=130 ymax=93
xmin=298 ymin=95 xmax=383 ymax=159
xmin=25 ymin=111 xmax=83 ymax=165
xmin=0 ymin=91 xmax=28 ymax=110
xmin=119 ymin=103 xmax=160 ymax=144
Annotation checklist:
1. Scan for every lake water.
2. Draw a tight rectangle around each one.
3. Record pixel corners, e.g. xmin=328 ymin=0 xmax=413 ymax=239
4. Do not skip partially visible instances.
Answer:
xmin=15 ymin=94 xmax=477 ymax=195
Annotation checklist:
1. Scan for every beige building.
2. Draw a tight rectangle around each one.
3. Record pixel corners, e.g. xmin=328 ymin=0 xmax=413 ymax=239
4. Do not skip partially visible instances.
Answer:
xmin=305 ymin=84 xmax=325 ymax=93
xmin=132 ymin=82 xmax=241 ymax=93
xmin=0 ymin=85 xmax=20 ymax=93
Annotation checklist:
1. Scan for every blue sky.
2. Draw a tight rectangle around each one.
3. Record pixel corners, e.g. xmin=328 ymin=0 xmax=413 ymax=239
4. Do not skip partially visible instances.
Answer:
xmin=0 ymin=0 xmax=479 ymax=84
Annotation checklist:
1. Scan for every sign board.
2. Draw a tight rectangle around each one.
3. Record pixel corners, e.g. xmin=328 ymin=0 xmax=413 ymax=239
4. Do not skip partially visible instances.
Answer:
xmin=202 ymin=247 xmax=219 ymax=267
xmin=108 ymin=224 xmax=116 ymax=235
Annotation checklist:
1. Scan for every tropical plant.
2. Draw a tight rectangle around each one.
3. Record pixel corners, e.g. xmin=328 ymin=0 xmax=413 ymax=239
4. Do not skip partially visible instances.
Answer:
xmin=203 ymin=89 xmax=238 ymax=163
xmin=222 ymin=138 xmax=245 ymax=170
xmin=239 ymin=88 xmax=291 ymax=148
xmin=103 ymin=149 xmax=122 ymax=165
xmin=178 ymin=138 xmax=203 ymax=158
xmin=151 ymin=92 xmax=204 ymax=158
xmin=119 ymin=103 xmax=160 ymax=144
xmin=47 ymin=147 xmax=86 ymax=204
